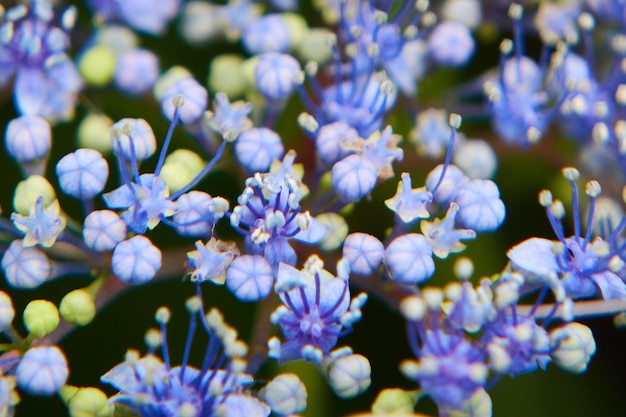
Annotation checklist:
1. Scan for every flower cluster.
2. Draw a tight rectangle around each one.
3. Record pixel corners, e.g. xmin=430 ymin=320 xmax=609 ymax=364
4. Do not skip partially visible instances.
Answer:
xmin=0 ymin=0 xmax=625 ymax=416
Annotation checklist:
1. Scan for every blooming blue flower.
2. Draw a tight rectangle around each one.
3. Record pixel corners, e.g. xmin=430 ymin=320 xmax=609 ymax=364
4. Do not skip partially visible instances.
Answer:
xmin=402 ymin=329 xmax=487 ymax=412
xmin=385 ymin=172 xmax=433 ymax=223
xmin=11 ymin=197 xmax=66 ymax=248
xmin=508 ymin=169 xmax=626 ymax=300
xmin=231 ymin=166 xmax=326 ymax=268
xmin=185 ymin=238 xmax=239 ymax=284
xmin=420 ymin=202 xmax=477 ymax=259
xmin=336 ymin=0 xmax=429 ymax=95
xmin=101 ymin=300 xmax=271 ymax=417
xmin=268 ymin=256 xmax=365 ymax=363
xmin=0 ymin=2 xmax=82 ymax=121
xmin=104 ymin=173 xmax=177 ymax=234
xmin=205 ymin=93 xmax=253 ymax=141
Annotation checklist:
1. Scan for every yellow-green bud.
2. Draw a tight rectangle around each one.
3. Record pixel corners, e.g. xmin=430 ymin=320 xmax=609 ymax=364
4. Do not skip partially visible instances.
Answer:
xmin=283 ymin=13 xmax=308 ymax=49
xmin=13 ymin=175 xmax=56 ymax=215
xmin=208 ymin=54 xmax=246 ymax=99
xmin=316 ymin=213 xmax=347 ymax=251
xmin=79 ymin=45 xmax=117 ymax=87
xmin=240 ymin=56 xmax=260 ymax=91
xmin=60 ymin=290 xmax=96 ymax=326
xmin=296 ymin=28 xmax=334 ymax=64
xmin=23 ymin=299 xmax=60 ymax=337
xmin=371 ymin=388 xmax=420 ymax=414
xmin=77 ymin=113 xmax=114 ymax=153
xmin=65 ymin=387 xmax=112 ymax=417
xmin=160 ymin=149 xmax=205 ymax=194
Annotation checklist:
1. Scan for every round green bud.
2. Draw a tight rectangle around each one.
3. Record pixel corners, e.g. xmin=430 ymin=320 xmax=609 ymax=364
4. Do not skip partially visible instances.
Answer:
xmin=240 ymin=56 xmax=260 ymax=91
xmin=77 ymin=113 xmax=114 ymax=153
xmin=283 ymin=13 xmax=308 ymax=49
xmin=208 ymin=54 xmax=246 ymax=99
xmin=371 ymin=388 xmax=419 ymax=414
xmin=79 ymin=45 xmax=117 ymax=87
xmin=160 ymin=149 xmax=205 ymax=194
xmin=316 ymin=213 xmax=347 ymax=251
xmin=13 ymin=175 xmax=57 ymax=215
xmin=23 ymin=299 xmax=60 ymax=337
xmin=60 ymin=290 xmax=96 ymax=326
xmin=296 ymin=28 xmax=333 ymax=64
xmin=449 ymin=388 xmax=492 ymax=417
xmin=67 ymin=387 xmax=112 ymax=417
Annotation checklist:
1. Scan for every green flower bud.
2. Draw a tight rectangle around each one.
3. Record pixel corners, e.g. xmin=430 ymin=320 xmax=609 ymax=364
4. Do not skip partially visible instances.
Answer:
xmin=208 ymin=54 xmax=246 ymax=99
xmin=23 ymin=300 xmax=60 ymax=337
xmin=296 ymin=28 xmax=333 ymax=64
xmin=160 ymin=149 xmax=205 ymax=194
xmin=316 ymin=213 xmax=348 ymax=251
xmin=77 ymin=114 xmax=114 ymax=153
xmin=79 ymin=45 xmax=117 ymax=87
xmin=283 ymin=13 xmax=308 ymax=49
xmin=371 ymin=388 xmax=420 ymax=414
xmin=65 ymin=386 xmax=112 ymax=417
xmin=13 ymin=175 xmax=56 ymax=215
xmin=60 ymin=290 xmax=96 ymax=326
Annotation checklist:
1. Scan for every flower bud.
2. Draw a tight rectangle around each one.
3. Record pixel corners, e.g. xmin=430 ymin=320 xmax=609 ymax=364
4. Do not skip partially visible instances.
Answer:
xmin=63 ymin=386 xmax=112 ymax=417
xmin=371 ymin=388 xmax=419 ymax=414
xmin=260 ymin=373 xmax=307 ymax=416
xmin=16 ymin=346 xmax=69 ymax=396
xmin=208 ymin=54 xmax=246 ymax=99
xmin=60 ymin=290 xmax=96 ymax=326
xmin=77 ymin=113 xmax=114 ymax=153
xmin=79 ymin=44 xmax=117 ymax=86
xmin=550 ymin=322 xmax=596 ymax=373
xmin=13 ymin=175 xmax=56 ymax=215
xmin=327 ymin=354 xmax=371 ymax=398
xmin=23 ymin=299 xmax=59 ymax=337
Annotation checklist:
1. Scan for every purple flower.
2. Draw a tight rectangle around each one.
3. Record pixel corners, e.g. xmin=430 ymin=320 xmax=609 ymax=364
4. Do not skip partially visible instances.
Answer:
xmin=269 ymin=257 xmax=365 ymax=363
